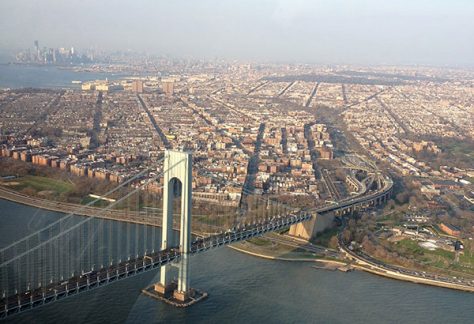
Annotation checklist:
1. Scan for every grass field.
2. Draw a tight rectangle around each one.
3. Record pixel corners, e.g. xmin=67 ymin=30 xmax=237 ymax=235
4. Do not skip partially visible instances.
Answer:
xmin=396 ymin=239 xmax=453 ymax=259
xmin=10 ymin=175 xmax=74 ymax=195
xmin=249 ymin=237 xmax=272 ymax=247
xmin=392 ymin=238 xmax=474 ymax=276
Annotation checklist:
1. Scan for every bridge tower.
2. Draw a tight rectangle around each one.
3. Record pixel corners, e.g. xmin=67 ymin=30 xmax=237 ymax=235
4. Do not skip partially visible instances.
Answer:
xmin=154 ymin=150 xmax=193 ymax=302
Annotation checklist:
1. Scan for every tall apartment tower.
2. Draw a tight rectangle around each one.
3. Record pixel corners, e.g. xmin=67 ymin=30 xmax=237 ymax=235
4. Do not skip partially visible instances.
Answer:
xmin=132 ymin=80 xmax=144 ymax=93
xmin=162 ymin=80 xmax=174 ymax=97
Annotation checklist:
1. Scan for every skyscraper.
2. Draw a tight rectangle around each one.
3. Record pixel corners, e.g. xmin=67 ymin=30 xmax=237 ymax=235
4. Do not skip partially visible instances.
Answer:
xmin=34 ymin=40 xmax=40 ymax=62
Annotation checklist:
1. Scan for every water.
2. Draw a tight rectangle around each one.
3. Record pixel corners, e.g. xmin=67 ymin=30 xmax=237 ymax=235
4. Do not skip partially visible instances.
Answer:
xmin=1 ymin=199 xmax=473 ymax=323
xmin=0 ymin=64 xmax=124 ymax=89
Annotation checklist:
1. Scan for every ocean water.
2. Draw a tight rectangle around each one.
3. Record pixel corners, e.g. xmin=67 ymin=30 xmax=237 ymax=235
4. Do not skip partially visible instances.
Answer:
xmin=0 ymin=64 xmax=123 ymax=89
xmin=1 ymin=199 xmax=473 ymax=324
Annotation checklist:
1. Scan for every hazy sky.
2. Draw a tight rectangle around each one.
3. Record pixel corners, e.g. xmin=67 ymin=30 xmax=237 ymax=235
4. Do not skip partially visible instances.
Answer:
xmin=1 ymin=0 xmax=473 ymax=66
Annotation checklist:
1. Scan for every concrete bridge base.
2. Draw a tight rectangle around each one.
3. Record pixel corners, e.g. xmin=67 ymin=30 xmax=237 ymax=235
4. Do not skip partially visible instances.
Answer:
xmin=288 ymin=212 xmax=335 ymax=240
xmin=173 ymin=289 xmax=193 ymax=302
xmin=289 ymin=188 xmax=392 ymax=241
xmin=154 ymin=282 xmax=176 ymax=295
xmin=143 ymin=285 xmax=207 ymax=308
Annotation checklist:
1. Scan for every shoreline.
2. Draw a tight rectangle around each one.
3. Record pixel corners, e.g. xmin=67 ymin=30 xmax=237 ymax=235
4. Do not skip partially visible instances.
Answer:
xmin=230 ymin=241 xmax=474 ymax=293
xmin=352 ymin=263 xmax=474 ymax=293
xmin=228 ymin=245 xmax=348 ymax=266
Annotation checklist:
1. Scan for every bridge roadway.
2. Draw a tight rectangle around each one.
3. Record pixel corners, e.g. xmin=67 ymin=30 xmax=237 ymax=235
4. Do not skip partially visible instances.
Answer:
xmin=0 ymin=212 xmax=311 ymax=318
xmin=0 ymin=175 xmax=393 ymax=318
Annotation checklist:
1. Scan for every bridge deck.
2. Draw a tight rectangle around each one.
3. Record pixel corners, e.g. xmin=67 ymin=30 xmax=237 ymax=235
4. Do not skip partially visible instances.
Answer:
xmin=0 ymin=213 xmax=311 ymax=319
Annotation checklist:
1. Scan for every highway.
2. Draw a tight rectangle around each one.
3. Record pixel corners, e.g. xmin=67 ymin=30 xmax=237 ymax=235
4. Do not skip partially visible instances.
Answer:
xmin=338 ymin=232 xmax=474 ymax=292
xmin=311 ymin=174 xmax=393 ymax=215
xmin=321 ymin=169 xmax=341 ymax=200
xmin=0 ymin=186 xmax=163 ymax=227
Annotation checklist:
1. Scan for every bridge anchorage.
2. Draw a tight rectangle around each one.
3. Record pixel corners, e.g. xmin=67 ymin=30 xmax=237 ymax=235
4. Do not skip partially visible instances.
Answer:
xmin=143 ymin=150 xmax=207 ymax=306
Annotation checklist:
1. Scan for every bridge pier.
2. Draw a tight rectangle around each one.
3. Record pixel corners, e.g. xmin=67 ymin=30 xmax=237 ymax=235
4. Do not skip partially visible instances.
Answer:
xmin=173 ymin=254 xmax=191 ymax=302
xmin=288 ymin=212 xmax=334 ymax=240
xmin=154 ymin=264 xmax=176 ymax=295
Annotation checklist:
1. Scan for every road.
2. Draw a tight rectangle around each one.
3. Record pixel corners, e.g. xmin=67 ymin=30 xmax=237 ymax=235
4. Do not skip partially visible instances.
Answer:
xmin=338 ymin=231 xmax=474 ymax=292
xmin=180 ymin=96 xmax=251 ymax=155
xmin=305 ymin=82 xmax=319 ymax=107
xmin=341 ymin=84 xmax=348 ymax=106
xmin=375 ymin=96 xmax=411 ymax=135
xmin=242 ymin=123 xmax=266 ymax=196
xmin=207 ymin=95 xmax=259 ymax=122
xmin=341 ymin=88 xmax=385 ymax=112
xmin=247 ymin=80 xmax=270 ymax=95
xmin=392 ymin=87 xmax=465 ymax=136
xmin=277 ymin=81 xmax=295 ymax=97
xmin=322 ymin=169 xmax=341 ymax=200
xmin=90 ymin=91 xmax=103 ymax=148
xmin=137 ymin=94 xmax=171 ymax=149
xmin=310 ymin=174 xmax=393 ymax=214
xmin=265 ymin=234 xmax=340 ymax=259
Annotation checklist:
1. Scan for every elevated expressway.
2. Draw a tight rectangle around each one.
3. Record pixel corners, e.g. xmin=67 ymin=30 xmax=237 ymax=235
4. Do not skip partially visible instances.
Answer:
xmin=289 ymin=156 xmax=393 ymax=239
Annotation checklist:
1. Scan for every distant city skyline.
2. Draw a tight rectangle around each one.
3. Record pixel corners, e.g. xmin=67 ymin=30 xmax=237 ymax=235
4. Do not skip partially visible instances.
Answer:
xmin=1 ymin=0 xmax=473 ymax=67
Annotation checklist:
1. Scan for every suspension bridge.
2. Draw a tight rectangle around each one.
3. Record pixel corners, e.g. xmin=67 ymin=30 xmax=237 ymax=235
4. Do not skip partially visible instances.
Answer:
xmin=0 ymin=150 xmax=392 ymax=318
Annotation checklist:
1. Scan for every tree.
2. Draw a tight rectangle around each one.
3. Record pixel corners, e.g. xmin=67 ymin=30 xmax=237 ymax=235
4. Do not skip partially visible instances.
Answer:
xmin=329 ymin=236 xmax=339 ymax=249
xmin=395 ymin=192 xmax=409 ymax=205
xmin=21 ymin=187 xmax=37 ymax=196
xmin=342 ymin=229 xmax=351 ymax=243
